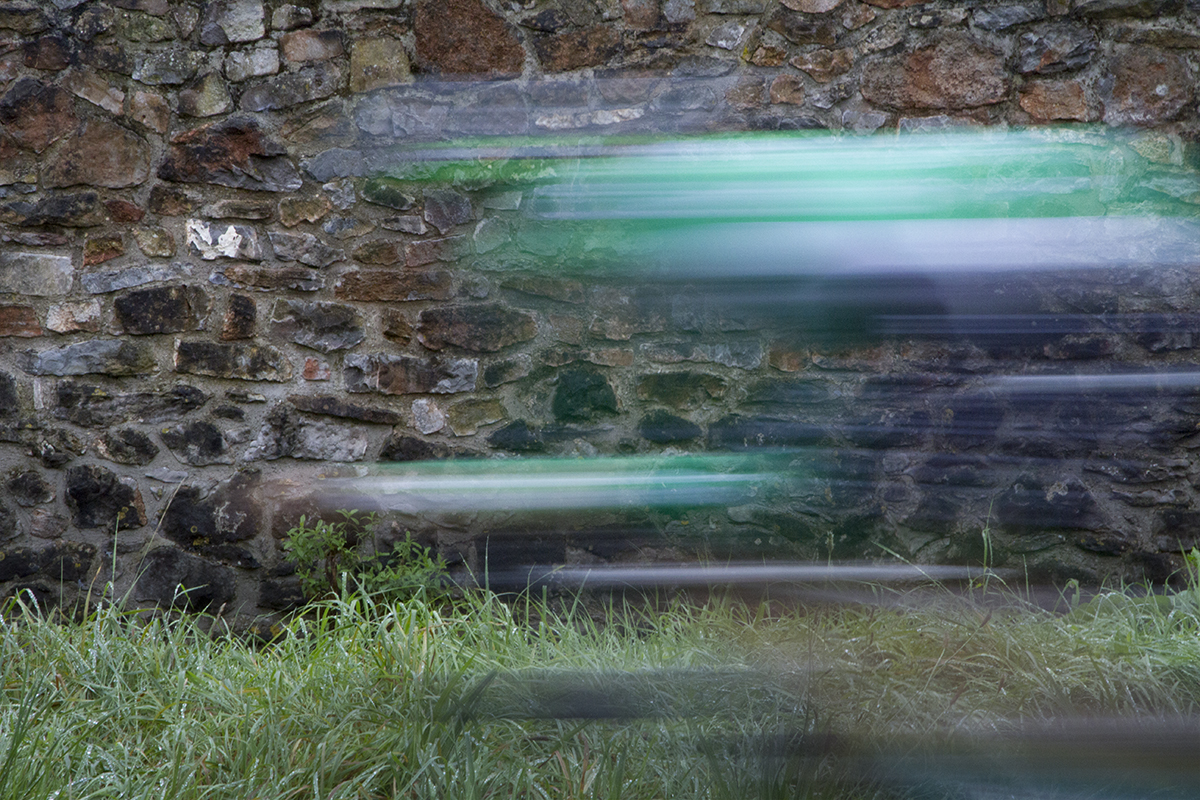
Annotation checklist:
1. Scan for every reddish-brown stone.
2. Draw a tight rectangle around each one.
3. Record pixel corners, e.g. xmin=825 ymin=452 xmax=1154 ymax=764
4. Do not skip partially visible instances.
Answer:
xmin=159 ymin=117 xmax=301 ymax=192
xmin=790 ymin=48 xmax=853 ymax=82
xmin=352 ymin=240 xmax=404 ymax=265
xmin=43 ymin=119 xmax=153 ymax=189
xmin=335 ymin=270 xmax=453 ymax=302
xmin=0 ymin=306 xmax=42 ymax=338
xmin=1019 ymin=80 xmax=1093 ymax=122
xmin=417 ymin=304 xmax=538 ymax=352
xmin=83 ymin=235 xmax=125 ymax=267
xmin=281 ymin=30 xmax=344 ymax=63
xmin=622 ymin=0 xmax=660 ymax=30
xmin=414 ymin=0 xmax=525 ymax=77
xmin=405 ymin=236 xmax=468 ymax=266
xmin=302 ymin=358 xmax=331 ymax=381
xmin=770 ymin=75 xmax=806 ymax=105
xmin=750 ymin=46 xmax=789 ymax=67
xmin=382 ymin=310 xmax=413 ymax=344
xmin=534 ymin=26 xmax=622 ymax=72
xmin=105 ymin=199 xmax=145 ymax=223
xmin=0 ymin=79 xmax=77 ymax=153
xmin=221 ymin=294 xmax=256 ymax=341
xmin=24 ymin=35 xmax=70 ymax=71
xmin=861 ymin=34 xmax=1008 ymax=110
xmin=1104 ymin=47 xmax=1193 ymax=125
xmin=222 ymin=265 xmax=324 ymax=292
xmin=727 ymin=77 xmax=767 ymax=109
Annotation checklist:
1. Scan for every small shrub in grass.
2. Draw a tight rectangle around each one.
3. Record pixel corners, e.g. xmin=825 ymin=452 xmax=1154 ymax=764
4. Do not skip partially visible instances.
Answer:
xmin=282 ymin=509 xmax=449 ymax=603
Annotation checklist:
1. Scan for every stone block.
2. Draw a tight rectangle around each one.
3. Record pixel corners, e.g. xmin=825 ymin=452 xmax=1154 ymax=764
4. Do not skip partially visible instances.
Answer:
xmin=221 ymin=294 xmax=256 ymax=340
xmin=0 ymin=306 xmax=40 ymax=337
xmin=216 ymin=265 xmax=324 ymax=292
xmin=53 ymin=382 xmax=208 ymax=427
xmin=1020 ymin=80 xmax=1093 ymax=121
xmin=489 ymin=420 xmax=544 ymax=453
xmin=97 ymin=428 xmax=159 ymax=465
xmin=533 ymin=26 xmax=622 ymax=72
xmin=335 ymin=269 xmax=452 ymax=302
xmin=417 ymin=305 xmax=537 ymax=352
xmin=0 ymin=78 xmax=76 ymax=153
xmin=113 ymin=285 xmax=207 ymax=335
xmin=345 ymin=353 xmax=478 ymax=395
xmin=135 ymin=547 xmax=236 ymax=612
xmin=133 ymin=227 xmax=176 ymax=257
xmin=239 ymin=63 xmax=343 ymax=111
xmin=379 ymin=433 xmax=455 ymax=462
xmin=790 ymin=48 xmax=853 ymax=82
xmin=861 ymin=33 xmax=1008 ymax=109
xmin=6 ymin=470 xmax=52 ymax=507
xmin=350 ymin=37 xmax=411 ymax=92
xmin=177 ymin=72 xmax=233 ymax=117
xmin=411 ymin=398 xmax=445 ymax=433
xmin=174 ymin=340 xmax=292 ymax=381
xmin=161 ymin=421 xmax=233 ymax=465
xmin=130 ymin=90 xmax=171 ymax=132
xmin=268 ymin=230 xmax=343 ymax=266
xmin=483 ymin=354 xmax=533 ymax=387
xmin=21 ymin=340 xmax=155 ymax=377
xmin=1104 ymin=46 xmax=1193 ymax=125
xmin=271 ymin=299 xmax=365 ymax=352
xmin=765 ymin=8 xmax=840 ymax=45
xmin=414 ymin=0 xmax=524 ymax=76
xmin=200 ymin=0 xmax=265 ymax=44
xmin=65 ymin=465 xmax=147 ymax=529
xmin=1017 ymin=24 xmax=1098 ymax=74
xmin=447 ymin=397 xmax=505 ymax=435
xmin=637 ymin=372 xmax=727 ymax=409
xmin=424 ymin=189 xmax=472 ymax=233
xmin=133 ymin=48 xmax=203 ymax=84
xmin=159 ymin=117 xmax=301 ymax=192
xmin=552 ymin=369 xmax=618 ymax=421
xmin=2 ymin=192 xmax=105 ymax=227
xmin=83 ymin=262 xmax=195 ymax=294
xmin=288 ymin=395 xmax=402 ymax=425
xmin=243 ymin=406 xmax=369 ymax=461
xmin=281 ymin=29 xmax=343 ymax=62
xmin=62 ymin=67 xmax=125 ymax=113
xmin=279 ymin=195 xmax=331 ymax=226
xmin=225 ymin=45 xmax=279 ymax=81
xmin=638 ymin=409 xmax=701 ymax=443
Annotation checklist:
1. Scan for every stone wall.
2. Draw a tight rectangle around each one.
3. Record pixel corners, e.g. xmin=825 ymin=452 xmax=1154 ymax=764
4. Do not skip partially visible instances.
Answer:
xmin=1 ymin=0 xmax=1200 ymax=625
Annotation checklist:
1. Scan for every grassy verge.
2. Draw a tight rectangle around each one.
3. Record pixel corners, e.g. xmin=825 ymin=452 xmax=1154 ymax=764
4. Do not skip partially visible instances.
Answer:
xmin=3 ymin=580 xmax=1200 ymax=800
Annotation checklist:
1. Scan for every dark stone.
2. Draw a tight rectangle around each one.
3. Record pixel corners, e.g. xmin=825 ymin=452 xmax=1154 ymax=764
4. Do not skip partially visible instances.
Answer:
xmin=996 ymin=476 xmax=1094 ymax=534
xmin=221 ymin=294 xmax=256 ymax=340
xmin=77 ymin=41 xmax=135 ymax=75
xmin=53 ymin=383 xmax=207 ymax=427
xmin=913 ymin=454 xmax=991 ymax=488
xmin=260 ymin=576 xmax=305 ymax=610
xmin=414 ymin=0 xmax=525 ymax=76
xmin=417 ymin=305 xmax=537 ymax=352
xmin=148 ymin=185 xmax=197 ymax=216
xmin=972 ymin=4 xmax=1043 ymax=30
xmin=239 ymin=63 xmax=343 ymax=112
xmin=302 ymin=147 xmax=364 ymax=181
xmin=423 ymin=189 xmax=472 ymax=233
xmin=335 ymin=269 xmax=452 ymax=302
xmin=361 ymin=178 xmax=416 ymax=210
xmin=0 ymin=4 xmax=50 ymax=34
xmin=637 ymin=372 xmax=728 ymax=409
xmin=174 ymin=341 xmax=292 ymax=381
xmin=379 ymin=434 xmax=454 ymax=462
xmin=907 ymin=492 xmax=961 ymax=533
xmin=345 ymin=353 xmax=477 ymax=395
xmin=707 ymin=415 xmax=828 ymax=449
xmin=1154 ymin=509 xmax=1200 ymax=551
xmin=532 ymin=25 xmax=622 ymax=72
xmin=161 ymin=421 xmax=231 ymax=466
xmin=3 ymin=192 xmax=105 ymax=227
xmin=1074 ymin=0 xmax=1179 ymax=16
xmin=158 ymin=117 xmax=302 ymax=193
xmin=213 ymin=405 xmax=244 ymax=420
xmin=1075 ymin=531 xmax=1133 ymax=556
xmin=6 ymin=470 xmax=52 ymax=506
xmin=97 ymin=428 xmax=159 ymax=466
xmin=288 ymin=395 xmax=403 ymax=425
xmin=41 ymin=541 xmax=96 ymax=583
xmin=638 ymin=410 xmax=701 ymax=443
xmin=382 ymin=310 xmax=412 ymax=344
xmin=43 ymin=119 xmax=153 ymax=189
xmin=0 ymin=546 xmax=47 ymax=582
xmin=271 ymin=300 xmax=364 ymax=353
xmin=20 ymin=341 xmax=156 ymax=377
xmin=0 ymin=78 xmax=76 ymax=153
xmin=1017 ymin=24 xmax=1098 ymax=74
xmin=135 ymin=547 xmax=236 ymax=612
xmin=161 ymin=473 xmax=261 ymax=554
xmin=489 ymin=420 xmax=544 ymax=453
xmin=483 ymin=355 xmax=533 ymax=388
xmin=219 ymin=265 xmax=324 ymax=292
xmin=65 ymin=465 xmax=147 ymax=530
xmin=0 ymin=372 xmax=17 ymax=418
xmin=31 ymin=428 xmax=84 ymax=469
xmin=941 ymin=396 xmax=1005 ymax=448
xmin=24 ymin=34 xmax=72 ymax=71
xmin=552 ymin=369 xmax=618 ymax=421
xmin=114 ymin=286 xmax=206 ymax=335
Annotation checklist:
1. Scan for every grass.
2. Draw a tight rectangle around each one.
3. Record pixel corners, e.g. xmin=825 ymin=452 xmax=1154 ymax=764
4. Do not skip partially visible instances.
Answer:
xmin=4 ymin=579 xmax=1200 ymax=800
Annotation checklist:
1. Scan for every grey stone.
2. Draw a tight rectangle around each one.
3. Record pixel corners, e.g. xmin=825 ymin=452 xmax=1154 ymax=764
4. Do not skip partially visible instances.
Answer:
xmin=639 ymin=410 xmax=702 ymax=443
xmin=345 ymin=353 xmax=477 ymax=395
xmin=200 ymin=199 xmax=272 ymax=220
xmin=162 ymin=421 xmax=233 ymax=465
xmin=303 ymin=148 xmax=365 ymax=181
xmin=225 ymin=45 xmax=279 ymax=82
xmin=187 ymin=220 xmax=263 ymax=260
xmin=6 ymin=470 xmax=52 ymax=507
xmin=1018 ymin=24 xmax=1097 ymax=74
xmin=552 ymin=369 xmax=618 ymax=421
xmin=288 ymin=395 xmax=402 ymax=424
xmin=239 ymin=63 xmax=342 ymax=111
xmin=82 ymin=262 xmax=195 ymax=294
xmin=380 ymin=215 xmax=427 ymax=234
xmin=483 ymin=354 xmax=533 ymax=387
xmin=21 ymin=340 xmax=155 ymax=377
xmin=640 ymin=340 xmax=763 ymax=369
xmin=174 ymin=340 xmax=292 ymax=382
xmin=267 ymin=230 xmax=343 ymax=267
xmin=271 ymin=299 xmax=365 ymax=352
xmin=200 ymin=0 xmax=265 ymax=44
xmin=423 ymin=189 xmax=472 ymax=233
xmin=133 ymin=49 xmax=204 ymax=85
xmin=488 ymin=420 xmax=543 ymax=453
xmin=54 ymin=382 xmax=208 ymax=427
xmin=0 ymin=251 xmax=72 ymax=295
xmin=243 ymin=406 xmax=369 ymax=461
xmin=213 ymin=264 xmax=324 ymax=292
xmin=321 ymin=215 xmax=374 ymax=239
xmin=412 ymin=398 xmax=445 ymax=433
xmin=972 ymin=4 xmax=1043 ymax=30
xmin=177 ymin=72 xmax=233 ymax=117
xmin=706 ymin=21 xmax=746 ymax=50
xmin=271 ymin=4 xmax=312 ymax=29
xmin=2 ymin=192 xmax=105 ymax=227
